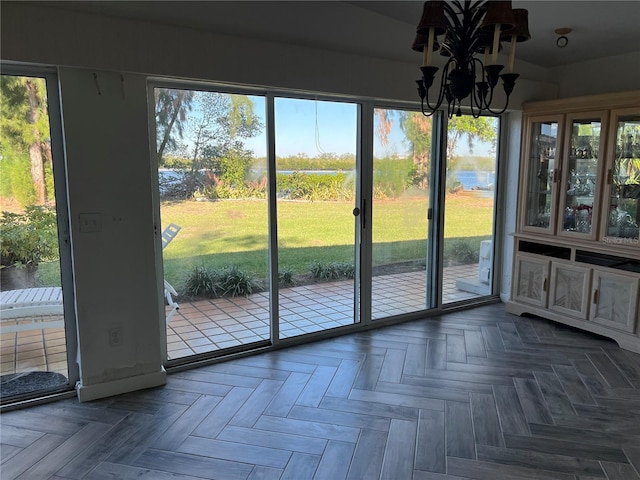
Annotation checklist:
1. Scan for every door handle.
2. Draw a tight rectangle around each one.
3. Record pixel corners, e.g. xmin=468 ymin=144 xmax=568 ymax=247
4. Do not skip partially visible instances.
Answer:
xmin=353 ymin=200 xmax=366 ymax=229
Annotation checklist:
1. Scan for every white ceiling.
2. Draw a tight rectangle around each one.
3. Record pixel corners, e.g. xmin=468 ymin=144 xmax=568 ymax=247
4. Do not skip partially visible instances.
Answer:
xmin=47 ymin=1 xmax=640 ymax=69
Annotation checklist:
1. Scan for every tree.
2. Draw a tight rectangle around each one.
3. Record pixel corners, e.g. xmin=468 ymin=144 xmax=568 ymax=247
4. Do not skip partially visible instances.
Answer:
xmin=169 ymin=92 xmax=263 ymax=197
xmin=374 ymin=109 xmax=433 ymax=189
xmin=0 ymin=75 xmax=52 ymax=206
xmin=446 ymin=116 xmax=497 ymax=172
xmin=155 ymin=88 xmax=194 ymax=165
xmin=373 ymin=110 xmax=497 ymax=189
xmin=401 ymin=113 xmax=433 ymax=189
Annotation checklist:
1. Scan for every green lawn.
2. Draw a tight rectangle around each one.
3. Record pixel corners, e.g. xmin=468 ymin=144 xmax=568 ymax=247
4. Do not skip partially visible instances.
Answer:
xmin=36 ymin=193 xmax=493 ymax=289
xmin=160 ymin=193 xmax=494 ymax=286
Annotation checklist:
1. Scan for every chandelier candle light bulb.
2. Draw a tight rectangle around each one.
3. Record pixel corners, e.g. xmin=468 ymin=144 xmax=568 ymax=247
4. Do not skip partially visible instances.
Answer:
xmin=424 ymin=27 xmax=435 ymax=66
xmin=491 ymin=23 xmax=501 ymax=64
xmin=508 ymin=35 xmax=517 ymax=72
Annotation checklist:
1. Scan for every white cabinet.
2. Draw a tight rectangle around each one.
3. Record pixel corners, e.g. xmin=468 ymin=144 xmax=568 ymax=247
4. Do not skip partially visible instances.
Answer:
xmin=509 ymin=245 xmax=639 ymax=352
xmin=509 ymin=91 xmax=640 ymax=354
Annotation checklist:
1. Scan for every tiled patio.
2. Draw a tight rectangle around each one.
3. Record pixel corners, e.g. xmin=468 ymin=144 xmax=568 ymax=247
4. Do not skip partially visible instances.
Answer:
xmin=0 ymin=264 xmax=485 ymax=382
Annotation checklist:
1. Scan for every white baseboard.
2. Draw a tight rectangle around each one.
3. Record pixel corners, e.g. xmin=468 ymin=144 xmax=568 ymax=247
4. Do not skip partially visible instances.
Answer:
xmin=76 ymin=368 xmax=167 ymax=402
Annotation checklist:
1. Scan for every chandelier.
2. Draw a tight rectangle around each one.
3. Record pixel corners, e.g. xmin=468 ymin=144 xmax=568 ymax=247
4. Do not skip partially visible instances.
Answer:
xmin=413 ymin=1 xmax=530 ymax=117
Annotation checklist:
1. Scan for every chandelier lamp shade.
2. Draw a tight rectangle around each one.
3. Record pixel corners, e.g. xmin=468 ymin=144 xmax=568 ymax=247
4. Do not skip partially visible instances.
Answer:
xmin=413 ymin=1 xmax=530 ymax=117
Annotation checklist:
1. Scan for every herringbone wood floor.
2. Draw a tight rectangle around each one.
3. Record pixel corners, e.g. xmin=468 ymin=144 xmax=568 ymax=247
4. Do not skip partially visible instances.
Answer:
xmin=1 ymin=303 xmax=640 ymax=479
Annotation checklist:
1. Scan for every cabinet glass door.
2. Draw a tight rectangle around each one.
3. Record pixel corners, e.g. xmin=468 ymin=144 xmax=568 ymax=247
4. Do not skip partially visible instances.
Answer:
xmin=602 ymin=111 xmax=640 ymax=245
xmin=558 ymin=113 xmax=606 ymax=239
xmin=522 ymin=117 xmax=561 ymax=232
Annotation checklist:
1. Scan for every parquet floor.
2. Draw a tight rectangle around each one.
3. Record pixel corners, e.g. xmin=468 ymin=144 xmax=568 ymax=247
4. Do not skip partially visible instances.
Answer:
xmin=2 ymin=303 xmax=640 ymax=480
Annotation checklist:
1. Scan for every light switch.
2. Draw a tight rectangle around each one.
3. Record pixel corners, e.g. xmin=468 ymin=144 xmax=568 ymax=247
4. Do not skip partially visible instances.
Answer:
xmin=79 ymin=213 xmax=102 ymax=233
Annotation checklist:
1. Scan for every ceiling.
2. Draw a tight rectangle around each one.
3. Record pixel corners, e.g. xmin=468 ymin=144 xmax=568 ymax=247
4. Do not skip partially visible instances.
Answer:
xmin=46 ymin=1 xmax=640 ymax=69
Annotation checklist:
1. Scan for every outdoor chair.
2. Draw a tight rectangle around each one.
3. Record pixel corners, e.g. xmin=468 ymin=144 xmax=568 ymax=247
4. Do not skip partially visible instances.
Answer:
xmin=0 ymin=286 xmax=64 ymax=334
xmin=162 ymin=223 xmax=181 ymax=324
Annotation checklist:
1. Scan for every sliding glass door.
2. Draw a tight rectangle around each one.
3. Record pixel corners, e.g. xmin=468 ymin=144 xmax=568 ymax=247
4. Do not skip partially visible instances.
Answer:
xmin=0 ymin=69 xmax=76 ymax=403
xmin=150 ymin=81 xmax=502 ymax=365
xmin=152 ymin=86 xmax=270 ymax=360
xmin=371 ymin=108 xmax=434 ymax=319
xmin=274 ymin=97 xmax=360 ymax=338
xmin=442 ymin=115 xmax=499 ymax=304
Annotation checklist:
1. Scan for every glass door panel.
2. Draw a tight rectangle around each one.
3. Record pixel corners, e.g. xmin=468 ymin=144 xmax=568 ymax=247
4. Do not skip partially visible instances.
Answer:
xmin=522 ymin=117 xmax=561 ymax=232
xmin=442 ymin=115 xmax=499 ymax=304
xmin=275 ymin=97 xmax=358 ymax=338
xmin=602 ymin=111 xmax=640 ymax=245
xmin=371 ymin=108 xmax=431 ymax=319
xmin=558 ymin=114 xmax=605 ymax=239
xmin=153 ymin=87 xmax=269 ymax=360
xmin=0 ymin=74 xmax=71 ymax=402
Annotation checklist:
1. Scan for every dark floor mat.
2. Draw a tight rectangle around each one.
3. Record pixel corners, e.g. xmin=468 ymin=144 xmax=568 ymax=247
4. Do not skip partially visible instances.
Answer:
xmin=1 ymin=371 xmax=68 ymax=399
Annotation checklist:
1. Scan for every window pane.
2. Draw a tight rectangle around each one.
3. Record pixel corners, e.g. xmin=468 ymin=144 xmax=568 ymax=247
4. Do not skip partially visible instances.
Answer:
xmin=372 ymin=108 xmax=431 ymax=319
xmin=275 ymin=97 xmax=359 ymax=338
xmin=153 ymin=88 xmax=269 ymax=359
xmin=0 ymin=74 xmax=69 ymax=400
xmin=443 ymin=115 xmax=499 ymax=303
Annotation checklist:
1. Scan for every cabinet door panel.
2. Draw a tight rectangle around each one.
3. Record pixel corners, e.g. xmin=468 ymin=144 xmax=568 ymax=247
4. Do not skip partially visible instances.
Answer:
xmin=514 ymin=255 xmax=550 ymax=308
xmin=549 ymin=263 xmax=590 ymax=319
xmin=557 ymin=112 xmax=607 ymax=241
xmin=591 ymin=270 xmax=639 ymax=333
xmin=520 ymin=116 xmax=563 ymax=234
xmin=600 ymin=109 xmax=640 ymax=246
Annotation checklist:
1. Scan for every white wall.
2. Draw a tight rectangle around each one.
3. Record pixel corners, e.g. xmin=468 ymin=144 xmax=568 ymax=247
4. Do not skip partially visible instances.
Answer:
xmin=1 ymin=2 xmax=560 ymax=104
xmin=553 ymin=52 xmax=640 ymax=98
xmin=59 ymin=68 xmax=165 ymax=400
xmin=500 ymin=113 xmax=523 ymax=303
xmin=1 ymin=1 xmax=636 ymax=400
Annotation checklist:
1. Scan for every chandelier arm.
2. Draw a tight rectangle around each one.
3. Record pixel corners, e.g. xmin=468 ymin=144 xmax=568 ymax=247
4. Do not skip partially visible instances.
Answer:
xmin=420 ymin=97 xmax=438 ymax=117
xmin=468 ymin=59 xmax=484 ymax=116
xmin=447 ymin=97 xmax=456 ymax=118
xmin=471 ymin=58 xmax=494 ymax=110
xmin=483 ymin=79 xmax=512 ymax=114
xmin=421 ymin=59 xmax=455 ymax=116
xmin=484 ymin=99 xmax=510 ymax=116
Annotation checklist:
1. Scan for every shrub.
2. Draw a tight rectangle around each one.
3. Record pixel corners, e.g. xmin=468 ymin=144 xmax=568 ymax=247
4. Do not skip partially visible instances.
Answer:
xmin=0 ymin=150 xmax=36 ymax=207
xmin=0 ymin=205 xmax=58 ymax=269
xmin=373 ymin=156 xmax=414 ymax=198
xmin=182 ymin=265 xmax=263 ymax=298
xmin=182 ymin=266 xmax=220 ymax=297
xmin=278 ymin=268 xmax=296 ymax=286
xmin=217 ymin=266 xmax=264 ymax=297
xmin=276 ymin=172 xmax=355 ymax=201
xmin=446 ymin=240 xmax=479 ymax=266
xmin=309 ymin=261 xmax=355 ymax=280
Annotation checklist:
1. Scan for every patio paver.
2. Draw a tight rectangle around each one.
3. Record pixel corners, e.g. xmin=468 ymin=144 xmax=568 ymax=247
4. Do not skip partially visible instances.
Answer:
xmin=0 ymin=264 xmax=488 ymax=378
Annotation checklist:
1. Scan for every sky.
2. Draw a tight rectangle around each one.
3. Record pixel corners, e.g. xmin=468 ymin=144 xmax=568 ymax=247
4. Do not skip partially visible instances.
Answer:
xmin=243 ymin=96 xmax=361 ymax=158
xmin=245 ymin=96 xmax=494 ymax=158
xmin=168 ymin=90 xmax=494 ymax=159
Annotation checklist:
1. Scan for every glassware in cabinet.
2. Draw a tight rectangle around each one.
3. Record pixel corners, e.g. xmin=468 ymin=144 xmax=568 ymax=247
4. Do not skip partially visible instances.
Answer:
xmin=602 ymin=111 xmax=640 ymax=245
xmin=557 ymin=113 xmax=606 ymax=239
xmin=522 ymin=117 xmax=561 ymax=232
